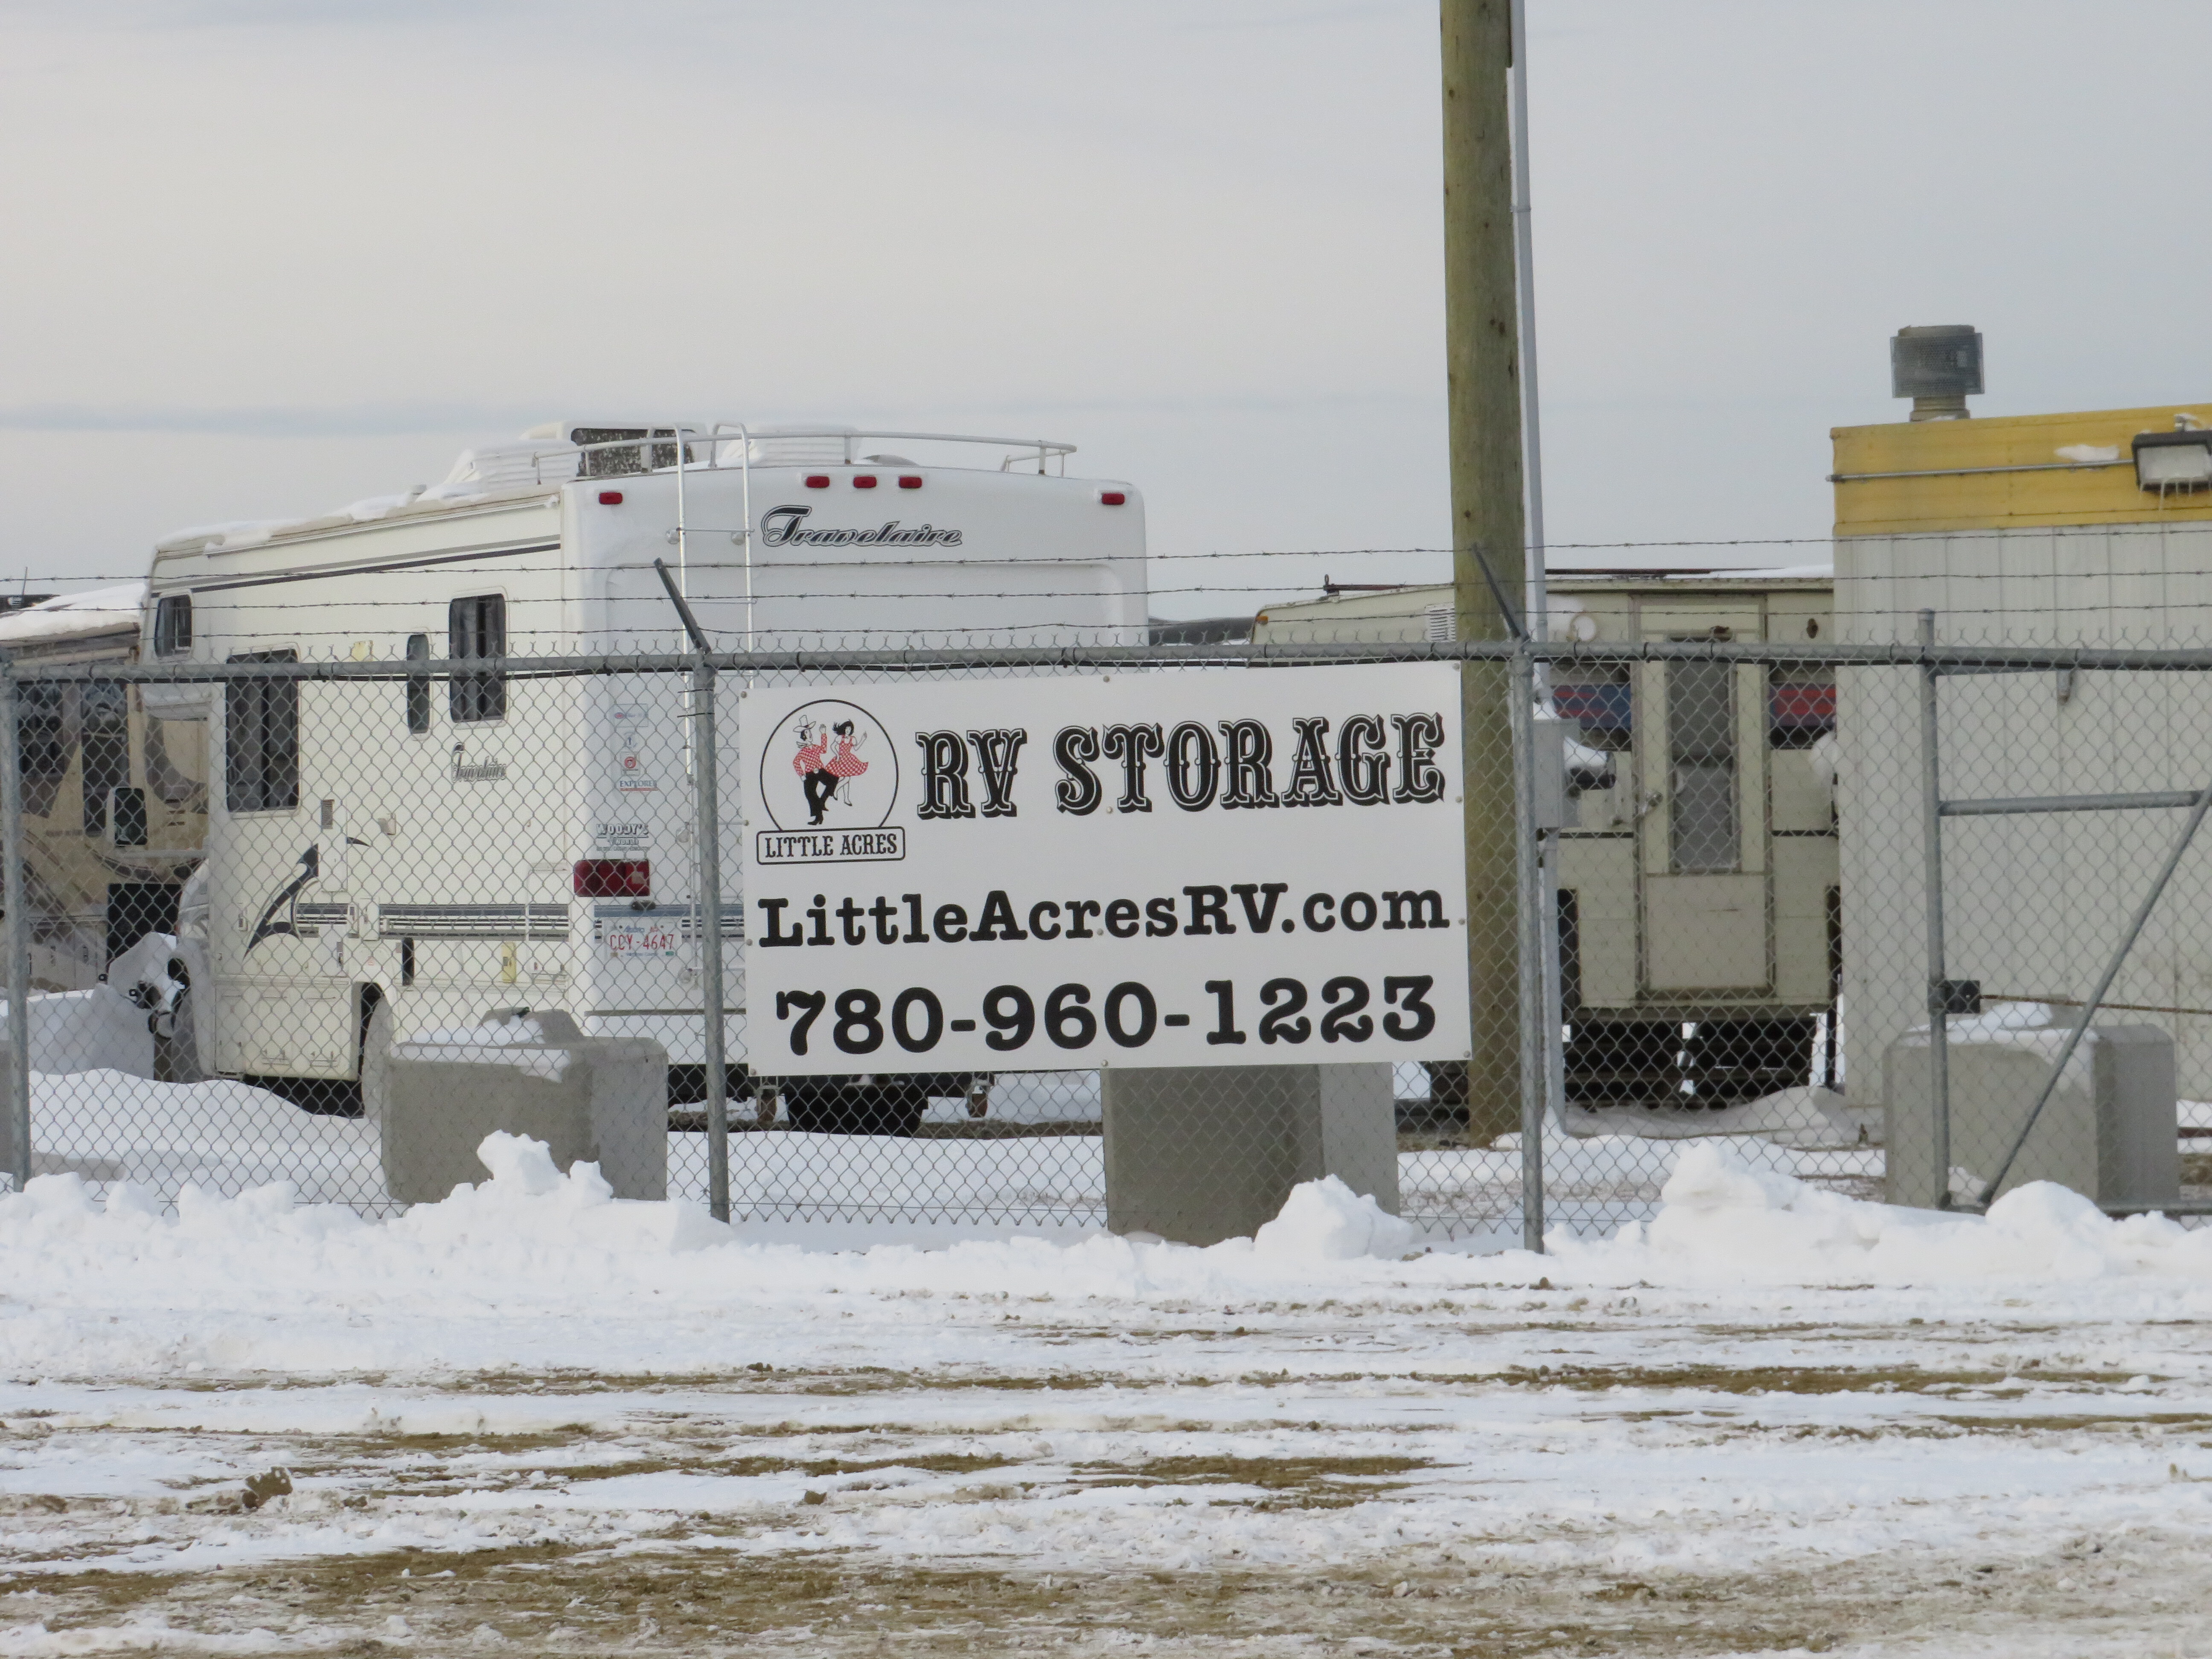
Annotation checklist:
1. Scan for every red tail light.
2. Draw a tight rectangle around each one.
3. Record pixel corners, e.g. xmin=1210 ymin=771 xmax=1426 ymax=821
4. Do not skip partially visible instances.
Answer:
xmin=597 ymin=490 xmax=624 ymax=505
xmin=853 ymin=474 xmax=878 ymax=489
xmin=1100 ymin=490 xmax=1127 ymax=506
xmin=573 ymin=859 xmax=651 ymax=898
xmin=804 ymin=474 xmax=831 ymax=489
xmin=898 ymin=474 xmax=923 ymax=489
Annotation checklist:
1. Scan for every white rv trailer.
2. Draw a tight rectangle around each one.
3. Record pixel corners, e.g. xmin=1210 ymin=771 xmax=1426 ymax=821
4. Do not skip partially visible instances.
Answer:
xmin=145 ymin=423 xmax=1146 ymax=1126
xmin=1252 ymin=570 xmax=1839 ymax=1108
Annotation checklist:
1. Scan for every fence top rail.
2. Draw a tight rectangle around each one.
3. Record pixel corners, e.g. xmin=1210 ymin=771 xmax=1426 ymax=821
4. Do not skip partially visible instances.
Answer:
xmin=13 ymin=637 xmax=2212 ymax=682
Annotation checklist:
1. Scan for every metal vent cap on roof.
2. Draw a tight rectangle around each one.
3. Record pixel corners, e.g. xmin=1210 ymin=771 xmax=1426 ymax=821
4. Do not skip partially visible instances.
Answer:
xmin=1891 ymin=325 xmax=1984 ymax=421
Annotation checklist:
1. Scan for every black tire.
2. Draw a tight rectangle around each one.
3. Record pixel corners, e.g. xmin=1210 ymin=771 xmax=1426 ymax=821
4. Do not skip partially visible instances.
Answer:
xmin=784 ymin=1080 xmax=926 ymax=1137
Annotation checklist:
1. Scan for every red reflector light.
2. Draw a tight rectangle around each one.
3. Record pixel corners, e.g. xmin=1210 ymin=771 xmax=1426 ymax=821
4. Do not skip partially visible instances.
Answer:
xmin=597 ymin=490 xmax=624 ymax=505
xmin=572 ymin=859 xmax=651 ymax=898
xmin=1100 ymin=490 xmax=1128 ymax=506
xmin=804 ymin=474 xmax=831 ymax=489
xmin=853 ymin=474 xmax=878 ymax=489
xmin=898 ymin=475 xmax=923 ymax=490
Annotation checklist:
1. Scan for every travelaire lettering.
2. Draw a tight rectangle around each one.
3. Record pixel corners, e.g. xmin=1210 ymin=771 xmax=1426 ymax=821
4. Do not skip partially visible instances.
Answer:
xmin=754 ymin=883 xmax=1454 ymax=946
xmin=760 ymin=506 xmax=963 ymax=548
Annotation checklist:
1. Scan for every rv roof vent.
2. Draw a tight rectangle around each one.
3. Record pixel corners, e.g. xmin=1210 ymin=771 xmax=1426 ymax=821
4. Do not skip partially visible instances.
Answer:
xmin=745 ymin=425 xmax=859 ymax=468
xmin=1891 ymin=325 xmax=1983 ymax=422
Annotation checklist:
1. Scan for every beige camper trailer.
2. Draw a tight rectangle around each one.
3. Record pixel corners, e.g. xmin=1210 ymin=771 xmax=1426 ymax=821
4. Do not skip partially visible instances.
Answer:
xmin=1254 ymin=570 xmax=1838 ymax=1107
xmin=0 ymin=585 xmax=207 ymax=991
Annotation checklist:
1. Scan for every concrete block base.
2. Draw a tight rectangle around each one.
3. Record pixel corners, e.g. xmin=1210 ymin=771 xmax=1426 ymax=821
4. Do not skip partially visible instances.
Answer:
xmin=382 ymin=1012 xmax=669 ymax=1205
xmin=1884 ymin=1020 xmax=2177 ymax=1209
xmin=1101 ymin=1063 xmax=1398 ymax=1246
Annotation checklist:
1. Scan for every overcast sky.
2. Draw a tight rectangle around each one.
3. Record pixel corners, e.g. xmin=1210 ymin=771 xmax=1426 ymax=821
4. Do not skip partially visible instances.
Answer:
xmin=4 ymin=0 xmax=2209 ymax=616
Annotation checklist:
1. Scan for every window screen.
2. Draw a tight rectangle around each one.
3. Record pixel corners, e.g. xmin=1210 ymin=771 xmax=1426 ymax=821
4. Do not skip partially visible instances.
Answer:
xmin=225 ymin=652 xmax=300 ymax=813
xmin=17 ymin=682 xmax=71 ymax=820
xmin=448 ymin=597 xmax=506 ymax=724
xmin=1667 ymin=658 xmax=1739 ymax=873
xmin=153 ymin=595 xmax=192 ymax=658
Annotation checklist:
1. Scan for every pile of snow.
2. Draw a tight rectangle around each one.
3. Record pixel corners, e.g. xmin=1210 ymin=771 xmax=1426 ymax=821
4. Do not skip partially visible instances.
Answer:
xmin=0 ymin=984 xmax=154 ymax=1079
xmin=1 ymin=1136 xmax=2212 ymax=1378
xmin=1554 ymin=1142 xmax=2212 ymax=1284
xmin=2 ymin=1131 xmax=721 ymax=1261
xmin=1253 ymin=1175 xmax=1415 ymax=1261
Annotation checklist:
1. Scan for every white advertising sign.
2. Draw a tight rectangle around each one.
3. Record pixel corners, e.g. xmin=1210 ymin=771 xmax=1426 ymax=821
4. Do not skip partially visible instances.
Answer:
xmin=739 ymin=664 xmax=1471 ymax=1075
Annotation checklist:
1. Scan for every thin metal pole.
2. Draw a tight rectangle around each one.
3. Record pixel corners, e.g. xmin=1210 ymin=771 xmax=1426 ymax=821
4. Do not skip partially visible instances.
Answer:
xmin=1511 ymin=637 xmax=1546 ymax=1250
xmin=1508 ymin=0 xmax=1566 ymax=1137
xmin=1918 ymin=609 xmax=1951 ymax=1208
xmin=0 ymin=663 xmax=29 ymax=1190
xmin=691 ymin=656 xmax=731 ymax=1224
xmin=654 ymin=562 xmax=730 ymax=1223
xmin=1974 ymin=778 xmax=2212 ymax=1208
xmin=1510 ymin=0 xmax=1546 ymax=640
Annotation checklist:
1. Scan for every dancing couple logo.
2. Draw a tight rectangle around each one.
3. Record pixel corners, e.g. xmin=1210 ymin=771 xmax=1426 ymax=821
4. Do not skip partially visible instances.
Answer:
xmin=756 ymin=700 xmax=900 ymax=834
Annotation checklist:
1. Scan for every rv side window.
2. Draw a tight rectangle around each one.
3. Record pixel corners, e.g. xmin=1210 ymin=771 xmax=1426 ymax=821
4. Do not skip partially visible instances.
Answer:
xmin=1667 ymin=658 xmax=1739 ymax=873
xmin=405 ymin=634 xmax=431 ymax=734
xmin=17 ymin=682 xmax=70 ymax=819
xmin=81 ymin=681 xmax=129 ymax=835
xmin=448 ymin=597 xmax=506 ymax=724
xmin=1552 ymin=664 xmax=1633 ymax=751
xmin=153 ymin=595 xmax=192 ymax=658
xmin=1768 ymin=667 xmax=1836 ymax=748
xmin=226 ymin=651 xmax=300 ymax=813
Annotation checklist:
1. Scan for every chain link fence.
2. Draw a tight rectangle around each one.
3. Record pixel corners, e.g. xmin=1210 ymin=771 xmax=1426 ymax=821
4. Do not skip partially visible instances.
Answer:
xmin=1 ymin=634 xmax=2205 ymax=1243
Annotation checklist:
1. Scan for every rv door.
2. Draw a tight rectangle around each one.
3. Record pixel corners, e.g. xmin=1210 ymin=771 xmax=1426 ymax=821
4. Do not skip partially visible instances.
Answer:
xmin=1635 ymin=604 xmax=1769 ymax=994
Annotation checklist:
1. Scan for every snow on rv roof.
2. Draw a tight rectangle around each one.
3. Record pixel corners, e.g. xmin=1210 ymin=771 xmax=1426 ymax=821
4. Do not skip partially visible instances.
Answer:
xmin=0 ymin=582 xmax=147 ymax=647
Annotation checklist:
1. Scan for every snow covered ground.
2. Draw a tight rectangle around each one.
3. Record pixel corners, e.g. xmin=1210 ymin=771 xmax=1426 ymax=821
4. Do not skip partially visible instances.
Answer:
xmin=0 ymin=1139 xmax=2209 ymax=1656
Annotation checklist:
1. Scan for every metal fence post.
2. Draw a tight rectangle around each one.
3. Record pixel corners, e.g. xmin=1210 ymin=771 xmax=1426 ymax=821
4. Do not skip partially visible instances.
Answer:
xmin=1917 ymin=609 xmax=1952 ymax=1208
xmin=1511 ymin=637 xmax=1546 ymax=1250
xmin=693 ymin=658 xmax=731 ymax=1224
xmin=0 ymin=658 xmax=28 ymax=1191
xmin=654 ymin=560 xmax=731 ymax=1223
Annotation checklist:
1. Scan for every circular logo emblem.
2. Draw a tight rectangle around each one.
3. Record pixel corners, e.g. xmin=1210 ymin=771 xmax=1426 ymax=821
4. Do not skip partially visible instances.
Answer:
xmin=758 ymin=700 xmax=899 ymax=832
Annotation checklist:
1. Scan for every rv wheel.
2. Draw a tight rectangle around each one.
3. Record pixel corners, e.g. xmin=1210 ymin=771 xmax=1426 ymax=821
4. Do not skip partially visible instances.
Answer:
xmin=359 ymin=1000 xmax=395 ymax=1126
xmin=785 ymin=1080 xmax=926 ymax=1138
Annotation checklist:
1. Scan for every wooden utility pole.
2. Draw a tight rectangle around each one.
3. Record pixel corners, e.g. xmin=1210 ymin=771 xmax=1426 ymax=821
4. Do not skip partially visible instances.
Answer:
xmin=1441 ymin=0 xmax=1526 ymax=1141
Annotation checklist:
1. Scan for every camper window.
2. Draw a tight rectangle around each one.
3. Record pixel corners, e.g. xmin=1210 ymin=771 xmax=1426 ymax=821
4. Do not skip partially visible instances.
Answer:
xmin=153 ymin=595 xmax=192 ymax=658
xmin=570 ymin=427 xmax=686 ymax=477
xmin=1552 ymin=664 xmax=1633 ymax=751
xmin=81 ymin=681 xmax=129 ymax=835
xmin=225 ymin=651 xmax=300 ymax=813
xmin=1667 ymin=658 xmax=1740 ymax=874
xmin=405 ymin=633 xmax=431 ymax=734
xmin=17 ymin=681 xmax=70 ymax=820
xmin=1768 ymin=667 xmax=1837 ymax=748
xmin=448 ymin=597 xmax=506 ymax=724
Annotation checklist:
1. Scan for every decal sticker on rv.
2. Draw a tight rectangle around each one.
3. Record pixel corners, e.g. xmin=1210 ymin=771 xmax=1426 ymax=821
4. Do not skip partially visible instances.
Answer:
xmin=609 ymin=707 xmax=657 ymax=793
xmin=759 ymin=506 xmax=962 ymax=548
xmin=246 ymin=847 xmax=319 ymax=951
